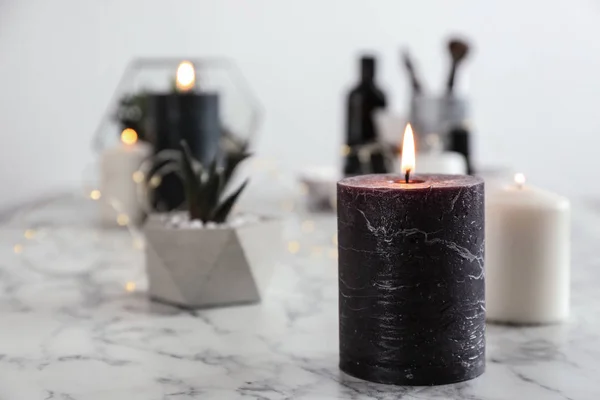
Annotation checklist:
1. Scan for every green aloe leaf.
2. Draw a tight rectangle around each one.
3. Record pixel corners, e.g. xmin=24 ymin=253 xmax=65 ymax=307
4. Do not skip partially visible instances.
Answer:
xmin=150 ymin=149 xmax=182 ymax=164
xmin=152 ymin=149 xmax=203 ymax=174
xmin=222 ymin=151 xmax=251 ymax=191
xmin=196 ymin=157 xmax=222 ymax=222
xmin=180 ymin=141 xmax=203 ymax=220
xmin=146 ymin=150 xmax=182 ymax=182
xmin=211 ymin=179 xmax=249 ymax=223
xmin=148 ymin=160 xmax=185 ymax=183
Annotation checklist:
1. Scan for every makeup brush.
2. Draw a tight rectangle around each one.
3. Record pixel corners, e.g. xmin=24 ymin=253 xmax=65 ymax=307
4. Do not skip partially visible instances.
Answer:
xmin=446 ymin=38 xmax=470 ymax=95
xmin=402 ymin=49 xmax=422 ymax=95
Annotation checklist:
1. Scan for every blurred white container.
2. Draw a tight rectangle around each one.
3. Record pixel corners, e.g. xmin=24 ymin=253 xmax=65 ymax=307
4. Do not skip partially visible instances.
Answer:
xmin=298 ymin=166 xmax=339 ymax=210
xmin=416 ymin=151 xmax=467 ymax=174
xmin=374 ymin=111 xmax=405 ymax=146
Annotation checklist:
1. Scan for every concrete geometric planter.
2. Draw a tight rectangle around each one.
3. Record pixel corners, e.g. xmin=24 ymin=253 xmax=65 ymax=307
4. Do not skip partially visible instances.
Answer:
xmin=144 ymin=214 xmax=281 ymax=309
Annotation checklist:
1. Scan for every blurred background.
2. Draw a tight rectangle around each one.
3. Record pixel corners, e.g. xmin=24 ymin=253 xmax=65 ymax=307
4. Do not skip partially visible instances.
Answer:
xmin=1 ymin=0 xmax=600 ymax=210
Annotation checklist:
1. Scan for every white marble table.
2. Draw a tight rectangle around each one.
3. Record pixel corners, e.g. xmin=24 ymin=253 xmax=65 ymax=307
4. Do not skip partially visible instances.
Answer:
xmin=1 ymin=195 xmax=600 ymax=399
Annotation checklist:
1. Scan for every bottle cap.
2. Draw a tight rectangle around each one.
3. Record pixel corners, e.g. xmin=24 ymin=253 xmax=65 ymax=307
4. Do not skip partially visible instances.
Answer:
xmin=360 ymin=56 xmax=376 ymax=80
xmin=361 ymin=56 xmax=375 ymax=68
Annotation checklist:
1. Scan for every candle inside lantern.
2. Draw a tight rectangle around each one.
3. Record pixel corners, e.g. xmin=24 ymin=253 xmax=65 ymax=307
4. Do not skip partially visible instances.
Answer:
xmin=486 ymin=173 xmax=570 ymax=324
xmin=175 ymin=61 xmax=196 ymax=92
xmin=145 ymin=60 xmax=221 ymax=210
xmin=337 ymin=124 xmax=485 ymax=386
xmin=100 ymin=128 xmax=151 ymax=225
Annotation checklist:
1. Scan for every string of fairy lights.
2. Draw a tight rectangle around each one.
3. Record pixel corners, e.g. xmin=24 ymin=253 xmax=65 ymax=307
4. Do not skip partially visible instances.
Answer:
xmin=9 ymin=142 xmax=340 ymax=293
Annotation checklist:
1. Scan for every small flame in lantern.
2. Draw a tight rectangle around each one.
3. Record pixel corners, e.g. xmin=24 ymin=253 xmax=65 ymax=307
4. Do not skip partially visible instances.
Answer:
xmin=401 ymin=124 xmax=416 ymax=182
xmin=514 ymin=173 xmax=526 ymax=188
xmin=121 ymin=128 xmax=138 ymax=145
xmin=176 ymin=61 xmax=196 ymax=92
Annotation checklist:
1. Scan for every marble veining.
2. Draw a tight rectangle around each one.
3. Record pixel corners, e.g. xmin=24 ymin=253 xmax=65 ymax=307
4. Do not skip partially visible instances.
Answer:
xmin=0 ymin=195 xmax=599 ymax=398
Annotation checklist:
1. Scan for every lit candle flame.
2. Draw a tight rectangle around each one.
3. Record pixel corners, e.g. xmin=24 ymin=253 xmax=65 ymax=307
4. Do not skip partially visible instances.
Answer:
xmin=176 ymin=61 xmax=196 ymax=92
xmin=120 ymin=128 xmax=138 ymax=145
xmin=514 ymin=173 xmax=526 ymax=188
xmin=401 ymin=124 xmax=416 ymax=182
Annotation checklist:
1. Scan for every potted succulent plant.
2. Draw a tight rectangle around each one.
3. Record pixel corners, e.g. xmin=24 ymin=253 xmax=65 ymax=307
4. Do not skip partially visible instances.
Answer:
xmin=144 ymin=141 xmax=281 ymax=309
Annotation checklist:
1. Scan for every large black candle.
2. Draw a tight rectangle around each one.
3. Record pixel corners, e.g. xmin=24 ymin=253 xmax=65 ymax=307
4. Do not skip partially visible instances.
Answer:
xmin=337 ymin=173 xmax=485 ymax=385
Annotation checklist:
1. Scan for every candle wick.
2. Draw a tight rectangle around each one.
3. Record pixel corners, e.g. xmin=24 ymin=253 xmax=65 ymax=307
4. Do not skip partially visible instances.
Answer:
xmin=405 ymin=169 xmax=410 ymax=184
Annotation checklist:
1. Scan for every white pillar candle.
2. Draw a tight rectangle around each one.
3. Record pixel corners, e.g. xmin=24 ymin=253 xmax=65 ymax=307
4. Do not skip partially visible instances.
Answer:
xmin=486 ymin=173 xmax=570 ymax=324
xmin=100 ymin=129 xmax=152 ymax=226
xmin=476 ymin=166 xmax=514 ymax=195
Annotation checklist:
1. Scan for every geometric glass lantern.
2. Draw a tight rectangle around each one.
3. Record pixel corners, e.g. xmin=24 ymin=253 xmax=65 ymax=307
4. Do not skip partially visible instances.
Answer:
xmin=92 ymin=57 xmax=264 ymax=154
xmin=91 ymin=58 xmax=264 ymax=213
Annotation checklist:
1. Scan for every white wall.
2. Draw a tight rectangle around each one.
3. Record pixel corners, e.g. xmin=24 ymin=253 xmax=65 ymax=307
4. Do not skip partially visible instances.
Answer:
xmin=1 ymin=0 xmax=600 ymax=210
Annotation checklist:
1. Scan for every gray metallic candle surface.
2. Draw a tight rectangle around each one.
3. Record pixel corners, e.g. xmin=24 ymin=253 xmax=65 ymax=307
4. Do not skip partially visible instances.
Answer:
xmin=337 ymin=174 xmax=485 ymax=385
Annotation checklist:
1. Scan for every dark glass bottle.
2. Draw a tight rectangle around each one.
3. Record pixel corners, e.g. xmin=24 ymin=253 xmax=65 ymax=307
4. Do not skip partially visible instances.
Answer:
xmin=344 ymin=56 xmax=388 ymax=176
xmin=441 ymin=96 xmax=473 ymax=174
xmin=449 ymin=126 xmax=472 ymax=174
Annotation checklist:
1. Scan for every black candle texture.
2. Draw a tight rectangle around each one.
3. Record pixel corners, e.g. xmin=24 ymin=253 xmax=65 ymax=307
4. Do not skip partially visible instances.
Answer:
xmin=337 ymin=174 xmax=485 ymax=385
xmin=145 ymin=92 xmax=220 ymax=210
